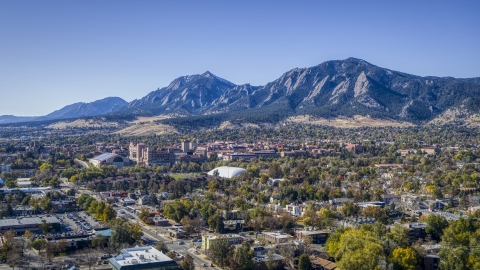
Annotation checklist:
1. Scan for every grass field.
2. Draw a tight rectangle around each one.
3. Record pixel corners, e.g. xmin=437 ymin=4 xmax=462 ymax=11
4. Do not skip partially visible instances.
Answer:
xmin=170 ymin=173 xmax=199 ymax=180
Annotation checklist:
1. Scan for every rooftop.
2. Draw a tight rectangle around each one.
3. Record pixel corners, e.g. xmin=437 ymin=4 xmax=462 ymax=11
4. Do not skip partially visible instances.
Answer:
xmin=91 ymin=153 xmax=118 ymax=161
xmin=405 ymin=222 xmax=427 ymax=229
xmin=207 ymin=166 xmax=246 ymax=178
xmin=109 ymin=246 xmax=176 ymax=270
xmin=262 ymin=231 xmax=291 ymax=239
xmin=203 ymin=233 xmax=242 ymax=240
xmin=0 ymin=216 xmax=60 ymax=227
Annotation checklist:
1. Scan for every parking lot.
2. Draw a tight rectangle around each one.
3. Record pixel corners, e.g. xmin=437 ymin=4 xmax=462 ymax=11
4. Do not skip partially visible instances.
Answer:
xmin=60 ymin=211 xmax=105 ymax=235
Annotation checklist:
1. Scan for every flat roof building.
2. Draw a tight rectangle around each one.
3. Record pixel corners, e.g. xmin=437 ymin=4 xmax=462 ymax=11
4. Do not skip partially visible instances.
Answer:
xmin=202 ymin=234 xmax=243 ymax=250
xmin=16 ymin=178 xmax=32 ymax=188
xmin=295 ymin=228 xmax=329 ymax=244
xmin=109 ymin=245 xmax=178 ymax=270
xmin=262 ymin=231 xmax=294 ymax=244
xmin=0 ymin=216 xmax=60 ymax=234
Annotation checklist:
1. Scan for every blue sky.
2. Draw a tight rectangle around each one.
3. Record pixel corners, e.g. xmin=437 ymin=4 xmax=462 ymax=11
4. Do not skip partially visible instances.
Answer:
xmin=1 ymin=1 xmax=479 ymax=116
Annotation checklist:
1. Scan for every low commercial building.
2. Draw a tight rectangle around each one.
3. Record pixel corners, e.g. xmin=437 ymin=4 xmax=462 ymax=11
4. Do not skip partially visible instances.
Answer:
xmin=202 ymin=234 xmax=243 ymax=250
xmin=167 ymin=227 xmax=187 ymax=239
xmin=253 ymin=151 xmax=278 ymax=159
xmin=109 ymin=245 xmax=179 ymax=270
xmin=51 ymin=199 xmax=79 ymax=213
xmin=262 ymin=231 xmax=294 ymax=244
xmin=252 ymin=252 xmax=284 ymax=270
xmin=121 ymin=198 xmax=136 ymax=206
xmin=223 ymin=153 xmax=257 ymax=161
xmin=16 ymin=178 xmax=32 ymax=188
xmin=295 ymin=228 xmax=329 ymax=244
xmin=310 ymin=256 xmax=337 ymax=270
xmin=177 ymin=154 xmax=207 ymax=163
xmin=224 ymin=220 xmax=245 ymax=231
xmin=382 ymin=194 xmax=401 ymax=204
xmin=329 ymin=198 xmax=354 ymax=207
xmin=357 ymin=201 xmax=385 ymax=209
xmin=152 ymin=216 xmax=170 ymax=226
xmin=421 ymin=147 xmax=439 ymax=155
xmin=0 ymin=187 xmax=51 ymax=194
xmin=0 ymin=216 xmax=60 ymax=234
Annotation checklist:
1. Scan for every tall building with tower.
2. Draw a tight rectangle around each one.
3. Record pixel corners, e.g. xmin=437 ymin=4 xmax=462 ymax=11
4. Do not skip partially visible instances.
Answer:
xmin=181 ymin=140 xmax=190 ymax=153
xmin=129 ymin=142 xmax=176 ymax=165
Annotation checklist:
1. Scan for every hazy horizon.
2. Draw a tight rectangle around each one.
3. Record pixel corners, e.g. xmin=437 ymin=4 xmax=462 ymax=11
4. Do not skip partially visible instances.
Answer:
xmin=1 ymin=1 xmax=479 ymax=116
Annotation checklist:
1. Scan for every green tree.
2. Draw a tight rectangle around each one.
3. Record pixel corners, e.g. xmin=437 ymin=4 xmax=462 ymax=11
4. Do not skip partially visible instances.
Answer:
xmin=102 ymin=204 xmax=117 ymax=222
xmin=425 ymin=214 xmax=448 ymax=240
xmin=207 ymin=238 xmax=230 ymax=268
xmin=216 ymin=215 xmax=225 ymax=233
xmin=39 ymin=220 xmax=52 ymax=235
xmin=231 ymin=242 xmax=254 ymax=270
xmin=246 ymin=165 xmax=260 ymax=178
xmin=268 ymin=163 xmax=283 ymax=179
xmin=110 ymin=221 xmax=143 ymax=248
xmin=20 ymin=196 xmax=31 ymax=206
xmin=181 ymin=254 xmax=195 ymax=270
xmin=342 ymin=201 xmax=359 ymax=217
xmin=167 ymin=251 xmax=176 ymax=259
xmin=163 ymin=199 xmax=189 ymax=222
xmin=0 ymin=231 xmax=15 ymax=262
xmin=39 ymin=163 xmax=52 ymax=172
xmin=441 ymin=217 xmax=477 ymax=246
xmin=2 ymin=203 xmax=13 ymax=216
xmin=387 ymin=224 xmax=409 ymax=248
xmin=91 ymin=234 xmax=108 ymax=248
xmin=298 ymin=254 xmax=310 ymax=270
xmin=335 ymin=232 xmax=384 ymax=270
xmin=438 ymin=246 xmax=469 ymax=270
xmin=266 ymin=248 xmax=280 ymax=270
xmin=40 ymin=197 xmax=52 ymax=212
xmin=30 ymin=239 xmax=47 ymax=251
xmin=155 ymin=241 xmax=169 ymax=253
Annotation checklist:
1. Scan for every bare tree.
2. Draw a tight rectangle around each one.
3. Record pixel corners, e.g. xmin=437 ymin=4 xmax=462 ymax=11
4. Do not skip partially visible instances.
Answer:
xmin=74 ymin=248 xmax=99 ymax=270
xmin=278 ymin=242 xmax=298 ymax=269
xmin=181 ymin=216 xmax=206 ymax=236
xmin=247 ymin=217 xmax=263 ymax=238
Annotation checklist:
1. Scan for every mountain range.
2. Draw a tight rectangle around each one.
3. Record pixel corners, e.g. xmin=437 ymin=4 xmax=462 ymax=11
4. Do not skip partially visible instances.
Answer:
xmin=0 ymin=97 xmax=127 ymax=124
xmin=2 ymin=58 xmax=480 ymax=126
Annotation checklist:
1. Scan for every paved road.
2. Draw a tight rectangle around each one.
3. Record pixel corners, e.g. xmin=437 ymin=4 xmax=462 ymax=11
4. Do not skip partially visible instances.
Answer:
xmin=113 ymin=206 xmax=217 ymax=269
xmin=75 ymin=187 xmax=217 ymax=269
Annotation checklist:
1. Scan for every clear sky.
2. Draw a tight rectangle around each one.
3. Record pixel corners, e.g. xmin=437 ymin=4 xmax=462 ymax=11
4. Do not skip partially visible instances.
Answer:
xmin=1 ymin=1 xmax=479 ymax=116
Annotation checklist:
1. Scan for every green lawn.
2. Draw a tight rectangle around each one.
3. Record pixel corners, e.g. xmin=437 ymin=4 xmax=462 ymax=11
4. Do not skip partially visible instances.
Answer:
xmin=170 ymin=173 xmax=198 ymax=180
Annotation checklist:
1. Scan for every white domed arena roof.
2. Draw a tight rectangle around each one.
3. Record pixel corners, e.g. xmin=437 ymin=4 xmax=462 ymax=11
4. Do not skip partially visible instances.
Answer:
xmin=207 ymin=166 xmax=246 ymax=178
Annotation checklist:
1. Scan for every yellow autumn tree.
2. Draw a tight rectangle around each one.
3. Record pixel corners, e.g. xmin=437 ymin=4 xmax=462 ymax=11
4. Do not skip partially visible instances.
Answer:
xmin=390 ymin=247 xmax=418 ymax=270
